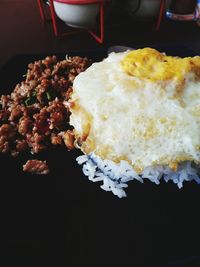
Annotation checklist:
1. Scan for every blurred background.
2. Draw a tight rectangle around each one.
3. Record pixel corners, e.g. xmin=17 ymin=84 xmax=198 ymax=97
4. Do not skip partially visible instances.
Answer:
xmin=0 ymin=0 xmax=200 ymax=68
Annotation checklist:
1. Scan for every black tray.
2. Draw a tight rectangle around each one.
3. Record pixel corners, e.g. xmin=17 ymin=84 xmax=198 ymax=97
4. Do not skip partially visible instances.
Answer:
xmin=0 ymin=47 xmax=200 ymax=267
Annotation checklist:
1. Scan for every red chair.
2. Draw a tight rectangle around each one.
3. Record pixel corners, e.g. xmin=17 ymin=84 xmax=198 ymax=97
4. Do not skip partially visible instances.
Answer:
xmin=37 ymin=0 xmax=112 ymax=43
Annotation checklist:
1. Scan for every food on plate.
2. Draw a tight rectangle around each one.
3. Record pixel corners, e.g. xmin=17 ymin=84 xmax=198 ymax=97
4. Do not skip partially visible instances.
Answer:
xmin=70 ymin=47 xmax=200 ymax=197
xmin=0 ymin=55 xmax=91 ymax=172
xmin=23 ymin=159 xmax=49 ymax=175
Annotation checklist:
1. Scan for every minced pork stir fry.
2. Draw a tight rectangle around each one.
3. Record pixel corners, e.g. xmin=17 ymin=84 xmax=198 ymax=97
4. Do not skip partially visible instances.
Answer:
xmin=0 ymin=55 xmax=91 ymax=174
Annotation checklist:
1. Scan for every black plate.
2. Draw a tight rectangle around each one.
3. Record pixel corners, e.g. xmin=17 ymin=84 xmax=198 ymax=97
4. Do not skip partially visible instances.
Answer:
xmin=0 ymin=47 xmax=200 ymax=267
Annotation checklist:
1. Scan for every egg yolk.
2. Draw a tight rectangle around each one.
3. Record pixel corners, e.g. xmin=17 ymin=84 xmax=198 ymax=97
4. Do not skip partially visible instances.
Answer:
xmin=121 ymin=47 xmax=200 ymax=82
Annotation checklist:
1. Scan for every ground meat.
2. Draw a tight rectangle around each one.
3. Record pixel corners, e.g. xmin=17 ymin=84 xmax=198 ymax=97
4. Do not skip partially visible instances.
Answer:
xmin=16 ymin=139 xmax=29 ymax=152
xmin=0 ymin=124 xmax=16 ymax=140
xmin=18 ymin=117 xmax=33 ymax=135
xmin=26 ymin=133 xmax=47 ymax=154
xmin=51 ymin=134 xmax=63 ymax=145
xmin=0 ymin=136 xmax=9 ymax=153
xmin=9 ymin=105 xmax=23 ymax=121
xmin=0 ymin=109 xmax=10 ymax=122
xmin=23 ymin=159 xmax=49 ymax=175
xmin=1 ymin=95 xmax=11 ymax=109
xmin=0 ymin=55 xmax=90 ymax=161
xmin=62 ymin=130 xmax=75 ymax=150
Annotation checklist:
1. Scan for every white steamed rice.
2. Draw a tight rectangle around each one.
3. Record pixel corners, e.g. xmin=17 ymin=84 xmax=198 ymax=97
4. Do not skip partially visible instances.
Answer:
xmin=76 ymin=153 xmax=200 ymax=198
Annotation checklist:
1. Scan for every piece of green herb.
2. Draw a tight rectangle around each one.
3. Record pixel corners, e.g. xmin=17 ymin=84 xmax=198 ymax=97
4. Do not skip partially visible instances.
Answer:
xmin=32 ymin=90 xmax=37 ymax=97
xmin=24 ymin=90 xmax=37 ymax=106
xmin=24 ymin=97 xmax=31 ymax=106
xmin=46 ymin=92 xmax=51 ymax=101
xmin=45 ymin=90 xmax=56 ymax=102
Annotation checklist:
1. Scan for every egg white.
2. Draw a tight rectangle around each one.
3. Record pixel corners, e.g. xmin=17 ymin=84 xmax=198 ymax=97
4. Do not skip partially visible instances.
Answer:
xmin=70 ymin=51 xmax=200 ymax=173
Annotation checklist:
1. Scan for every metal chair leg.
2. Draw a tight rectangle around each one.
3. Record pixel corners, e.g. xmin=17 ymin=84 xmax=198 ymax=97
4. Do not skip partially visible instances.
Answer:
xmin=37 ymin=0 xmax=46 ymax=21
xmin=156 ymin=0 xmax=166 ymax=31
xmin=88 ymin=2 xmax=104 ymax=44
xmin=49 ymin=0 xmax=59 ymax=36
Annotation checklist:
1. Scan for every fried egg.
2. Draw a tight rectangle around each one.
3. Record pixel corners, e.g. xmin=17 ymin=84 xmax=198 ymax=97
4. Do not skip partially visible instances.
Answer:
xmin=69 ymin=48 xmax=200 ymax=173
